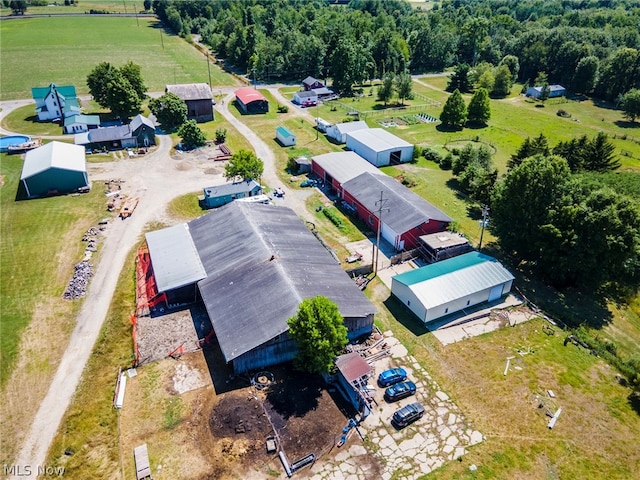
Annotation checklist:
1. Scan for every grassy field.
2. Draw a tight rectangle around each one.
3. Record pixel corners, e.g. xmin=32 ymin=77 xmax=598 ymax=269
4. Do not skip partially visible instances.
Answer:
xmin=0 ymin=16 xmax=238 ymax=101
xmin=0 ymin=0 xmax=144 ymax=15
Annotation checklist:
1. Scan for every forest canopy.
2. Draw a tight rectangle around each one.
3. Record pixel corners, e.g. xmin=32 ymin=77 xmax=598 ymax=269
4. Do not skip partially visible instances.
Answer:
xmin=153 ymin=0 xmax=640 ymax=99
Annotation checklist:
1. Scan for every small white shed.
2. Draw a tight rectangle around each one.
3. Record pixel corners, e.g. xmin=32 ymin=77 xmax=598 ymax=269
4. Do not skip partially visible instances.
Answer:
xmin=276 ymin=126 xmax=296 ymax=146
xmin=391 ymin=252 xmax=514 ymax=323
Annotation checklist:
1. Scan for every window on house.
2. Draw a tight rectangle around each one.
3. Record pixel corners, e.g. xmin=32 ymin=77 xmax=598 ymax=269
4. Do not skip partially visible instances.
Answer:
xmin=368 ymin=215 xmax=373 ymax=225
xmin=407 ymin=300 xmax=410 ymax=306
xmin=466 ymin=300 xmax=470 ymax=306
xmin=444 ymin=308 xmax=448 ymax=314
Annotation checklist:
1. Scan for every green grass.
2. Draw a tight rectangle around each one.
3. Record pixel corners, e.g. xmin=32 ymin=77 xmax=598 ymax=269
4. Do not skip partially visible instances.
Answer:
xmin=0 ymin=152 xmax=107 ymax=385
xmin=0 ymin=16 xmax=238 ymax=101
xmin=1 ymin=0 xmax=144 ymax=15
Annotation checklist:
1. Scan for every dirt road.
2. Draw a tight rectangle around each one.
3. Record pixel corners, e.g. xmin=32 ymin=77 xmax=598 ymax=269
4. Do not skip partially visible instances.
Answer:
xmin=9 ymin=88 xmax=319 ymax=478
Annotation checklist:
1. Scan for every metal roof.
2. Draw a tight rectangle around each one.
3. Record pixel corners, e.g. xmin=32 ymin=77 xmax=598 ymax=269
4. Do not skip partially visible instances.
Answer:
xmin=393 ymin=252 xmax=514 ymax=310
xmin=346 ymin=128 xmax=412 ymax=152
xmin=235 ymin=87 xmax=267 ymax=104
xmin=343 ymin=172 xmax=452 ymax=233
xmin=130 ymin=114 xmax=155 ymax=131
xmin=166 ymin=83 xmax=212 ymax=101
xmin=276 ymin=126 xmax=294 ymax=138
xmin=419 ymin=232 xmax=470 ymax=250
xmin=336 ymin=352 xmax=372 ymax=383
xmin=312 ymin=87 xmax=334 ymax=95
xmin=86 ymin=125 xmax=132 ymax=143
xmin=188 ymin=202 xmax=377 ymax=362
xmin=31 ymin=83 xmax=77 ymax=100
xmin=295 ymin=91 xmax=316 ymax=99
xmin=312 ymin=151 xmax=383 ymax=185
xmin=203 ymin=179 xmax=261 ymax=198
xmin=334 ymin=121 xmax=368 ymax=135
xmin=21 ymin=141 xmax=86 ymax=180
xmin=145 ymin=223 xmax=206 ymax=292
xmin=63 ymin=114 xmax=100 ymax=127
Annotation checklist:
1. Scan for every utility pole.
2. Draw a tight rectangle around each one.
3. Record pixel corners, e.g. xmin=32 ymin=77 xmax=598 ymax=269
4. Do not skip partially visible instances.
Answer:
xmin=478 ymin=204 xmax=490 ymax=249
xmin=207 ymin=56 xmax=212 ymax=88
xmin=373 ymin=191 xmax=390 ymax=276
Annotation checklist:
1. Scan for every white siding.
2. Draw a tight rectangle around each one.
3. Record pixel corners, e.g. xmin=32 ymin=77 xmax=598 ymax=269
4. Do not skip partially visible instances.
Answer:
xmin=391 ymin=278 xmax=427 ymax=322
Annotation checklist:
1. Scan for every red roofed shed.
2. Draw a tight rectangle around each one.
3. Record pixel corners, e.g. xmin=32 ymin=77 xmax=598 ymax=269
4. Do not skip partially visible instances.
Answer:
xmin=235 ymin=87 xmax=269 ymax=114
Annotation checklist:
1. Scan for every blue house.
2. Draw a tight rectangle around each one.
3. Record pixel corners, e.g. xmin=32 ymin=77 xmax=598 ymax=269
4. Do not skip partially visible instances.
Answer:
xmin=202 ymin=179 xmax=263 ymax=209
xmin=525 ymin=84 xmax=566 ymax=99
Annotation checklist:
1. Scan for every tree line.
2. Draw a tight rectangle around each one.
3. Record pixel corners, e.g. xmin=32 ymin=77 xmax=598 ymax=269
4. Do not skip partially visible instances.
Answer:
xmin=152 ymin=0 xmax=640 ymax=100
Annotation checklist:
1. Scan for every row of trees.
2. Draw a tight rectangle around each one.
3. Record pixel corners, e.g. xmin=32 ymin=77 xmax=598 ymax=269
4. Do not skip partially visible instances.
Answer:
xmin=439 ymin=88 xmax=491 ymax=128
xmin=152 ymin=0 xmax=640 ymax=100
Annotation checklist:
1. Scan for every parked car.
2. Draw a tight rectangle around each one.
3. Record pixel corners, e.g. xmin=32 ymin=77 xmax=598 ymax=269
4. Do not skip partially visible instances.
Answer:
xmin=391 ymin=402 xmax=425 ymax=428
xmin=274 ymin=187 xmax=285 ymax=197
xmin=384 ymin=381 xmax=416 ymax=402
xmin=300 ymin=179 xmax=316 ymax=187
xmin=377 ymin=367 xmax=407 ymax=387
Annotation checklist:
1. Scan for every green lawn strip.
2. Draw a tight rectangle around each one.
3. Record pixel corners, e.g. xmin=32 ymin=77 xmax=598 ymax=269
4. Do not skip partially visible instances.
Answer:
xmin=0 ymin=17 xmax=237 ymax=101
xmin=45 ymin=245 xmax=137 ymax=479
xmin=0 ymin=153 xmax=107 ymax=385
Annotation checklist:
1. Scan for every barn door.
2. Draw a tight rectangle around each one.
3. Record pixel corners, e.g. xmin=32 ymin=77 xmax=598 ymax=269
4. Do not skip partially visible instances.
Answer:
xmin=488 ymin=284 xmax=503 ymax=302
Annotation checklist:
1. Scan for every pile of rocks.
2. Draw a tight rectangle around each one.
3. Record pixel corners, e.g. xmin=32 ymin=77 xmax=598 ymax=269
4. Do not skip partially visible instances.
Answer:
xmin=63 ymin=260 xmax=93 ymax=299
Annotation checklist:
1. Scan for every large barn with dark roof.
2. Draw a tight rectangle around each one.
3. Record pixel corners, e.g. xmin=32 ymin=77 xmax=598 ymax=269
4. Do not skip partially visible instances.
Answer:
xmin=145 ymin=202 xmax=376 ymax=373
xmin=342 ymin=172 xmax=452 ymax=251
xmin=166 ymin=83 xmax=214 ymax=122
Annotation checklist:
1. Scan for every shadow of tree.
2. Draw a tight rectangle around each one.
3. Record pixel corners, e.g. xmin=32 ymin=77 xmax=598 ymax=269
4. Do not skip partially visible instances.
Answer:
xmin=614 ymin=120 xmax=639 ymax=129
xmin=628 ymin=391 xmax=640 ymax=416
xmin=265 ymin=368 xmax=322 ymax=420
xmin=436 ymin=124 xmax=462 ymax=133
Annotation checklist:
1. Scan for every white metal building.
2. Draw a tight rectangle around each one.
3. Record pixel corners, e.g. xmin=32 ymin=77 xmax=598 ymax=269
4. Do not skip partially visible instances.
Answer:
xmin=345 ymin=128 xmax=414 ymax=166
xmin=391 ymin=252 xmax=514 ymax=323
xmin=326 ymin=121 xmax=368 ymax=144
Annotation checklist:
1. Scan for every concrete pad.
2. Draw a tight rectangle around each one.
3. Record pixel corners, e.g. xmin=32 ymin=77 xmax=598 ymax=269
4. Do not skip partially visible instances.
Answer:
xmin=470 ymin=430 xmax=484 ymax=445
xmin=435 ymin=391 xmax=450 ymax=401
xmin=390 ymin=343 xmax=408 ymax=358
xmin=335 ymin=450 xmax=350 ymax=462
xmin=349 ymin=444 xmax=368 ymax=457
xmin=379 ymin=435 xmax=395 ymax=449
xmin=446 ymin=435 xmax=460 ymax=446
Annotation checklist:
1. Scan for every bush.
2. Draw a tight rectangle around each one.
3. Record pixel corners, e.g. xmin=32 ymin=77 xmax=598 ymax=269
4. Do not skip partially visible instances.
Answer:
xmin=322 ymin=207 xmax=344 ymax=230
xmin=215 ymin=127 xmax=227 ymax=143
xmin=287 ymin=156 xmax=299 ymax=174
xmin=439 ymin=153 xmax=453 ymax=170
xmin=277 ymin=104 xmax=289 ymax=113
xmin=423 ymin=147 xmax=442 ymax=163
xmin=398 ymin=174 xmax=418 ymax=188
xmin=557 ymin=109 xmax=571 ymax=118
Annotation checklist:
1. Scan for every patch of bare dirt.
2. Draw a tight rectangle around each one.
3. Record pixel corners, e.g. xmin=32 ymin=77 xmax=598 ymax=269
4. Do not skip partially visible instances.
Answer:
xmin=205 ymin=366 xmax=354 ymax=478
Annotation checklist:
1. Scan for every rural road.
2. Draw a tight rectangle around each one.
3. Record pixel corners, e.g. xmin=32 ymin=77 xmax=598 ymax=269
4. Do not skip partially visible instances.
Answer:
xmin=8 ymin=87 xmax=316 ymax=478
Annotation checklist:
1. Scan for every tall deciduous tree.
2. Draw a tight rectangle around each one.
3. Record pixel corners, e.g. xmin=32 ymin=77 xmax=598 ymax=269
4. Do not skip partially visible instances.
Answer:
xmin=149 ymin=92 xmax=188 ymax=130
xmin=572 ymin=56 xmax=599 ymax=95
xmin=377 ymin=73 xmax=394 ymax=106
xmin=439 ymin=89 xmax=467 ymax=129
xmin=330 ymin=37 xmax=370 ymax=94
xmin=87 ymin=61 xmax=146 ymax=119
xmin=621 ymin=89 xmax=640 ymax=122
xmin=224 ymin=149 xmax=264 ymax=182
xmin=491 ymin=64 xmax=513 ymax=98
xmin=395 ymin=72 xmax=413 ymax=105
xmin=287 ymin=296 xmax=348 ymax=374
xmin=499 ymin=55 xmax=520 ymax=82
xmin=467 ymin=88 xmax=491 ymax=125
xmin=178 ymin=120 xmax=207 ymax=149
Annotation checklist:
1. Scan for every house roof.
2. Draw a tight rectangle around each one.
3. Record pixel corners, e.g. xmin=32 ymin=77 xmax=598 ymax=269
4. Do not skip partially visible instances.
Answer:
xmin=130 ymin=114 xmax=155 ymax=131
xmin=336 ymin=352 xmax=372 ymax=383
xmin=188 ymin=202 xmax=376 ymax=362
xmin=312 ymin=151 xmax=383 ymax=185
xmin=302 ymin=76 xmax=321 ymax=86
xmin=235 ymin=87 xmax=267 ymax=105
xmin=21 ymin=141 xmax=86 ymax=180
xmin=204 ymin=179 xmax=261 ymax=199
xmin=312 ymin=87 xmax=333 ymax=95
xmin=145 ymin=223 xmax=207 ymax=292
xmin=531 ymin=84 xmax=565 ymax=92
xmin=86 ymin=125 xmax=132 ymax=143
xmin=419 ymin=232 xmax=470 ymax=251
xmin=276 ymin=126 xmax=294 ymax=138
xmin=346 ymin=128 xmax=412 ymax=152
xmin=332 ymin=121 xmax=369 ymax=136
xmin=392 ymin=252 xmax=514 ymax=310
xmin=295 ymin=90 xmax=317 ymax=99
xmin=31 ymin=83 xmax=77 ymax=100
xmin=63 ymin=114 xmax=101 ymax=127
xmin=343 ymin=172 xmax=452 ymax=233
xmin=166 ymin=83 xmax=212 ymax=101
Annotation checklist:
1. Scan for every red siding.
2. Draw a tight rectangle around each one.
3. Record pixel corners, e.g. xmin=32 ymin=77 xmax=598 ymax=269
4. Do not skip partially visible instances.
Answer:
xmin=400 ymin=221 xmax=448 ymax=250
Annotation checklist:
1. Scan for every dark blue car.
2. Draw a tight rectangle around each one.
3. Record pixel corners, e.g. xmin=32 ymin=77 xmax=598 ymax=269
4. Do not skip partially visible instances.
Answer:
xmin=377 ymin=367 xmax=407 ymax=387
xmin=391 ymin=402 xmax=425 ymax=428
xmin=384 ymin=381 xmax=417 ymax=402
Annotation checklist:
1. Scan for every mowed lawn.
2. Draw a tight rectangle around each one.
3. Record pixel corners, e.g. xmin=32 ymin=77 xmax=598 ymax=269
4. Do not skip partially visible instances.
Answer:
xmin=0 ymin=153 xmax=106 ymax=385
xmin=0 ymin=16 xmax=238 ymax=101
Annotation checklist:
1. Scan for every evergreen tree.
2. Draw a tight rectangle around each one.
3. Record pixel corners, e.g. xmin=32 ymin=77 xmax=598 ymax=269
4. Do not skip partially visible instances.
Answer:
xmin=440 ymin=89 xmax=467 ymax=128
xmin=447 ymin=64 xmax=471 ymax=93
xmin=467 ymin=88 xmax=491 ymax=125
xmin=377 ymin=73 xmax=394 ymax=106
xmin=508 ymin=134 xmax=550 ymax=170
xmin=583 ymin=132 xmax=620 ymax=172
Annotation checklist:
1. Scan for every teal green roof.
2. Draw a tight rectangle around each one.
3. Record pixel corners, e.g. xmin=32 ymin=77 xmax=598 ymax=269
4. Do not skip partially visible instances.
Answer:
xmin=31 ymin=84 xmax=77 ymax=100
xmin=393 ymin=252 xmax=496 ymax=286
xmin=276 ymin=126 xmax=293 ymax=137
xmin=64 ymin=114 xmax=101 ymax=127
